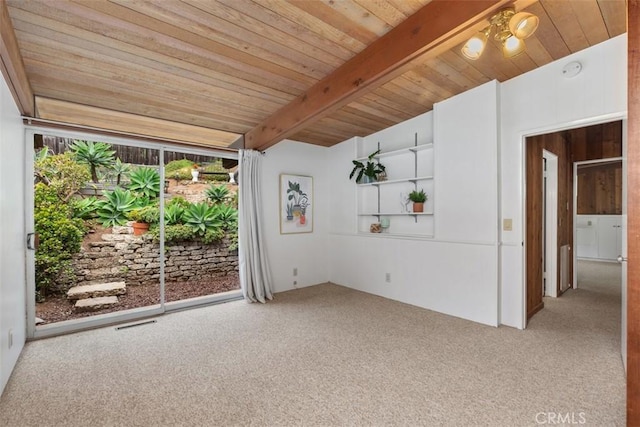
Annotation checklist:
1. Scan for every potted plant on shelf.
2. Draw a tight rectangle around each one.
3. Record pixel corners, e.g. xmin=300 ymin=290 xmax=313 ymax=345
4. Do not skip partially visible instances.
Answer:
xmin=349 ymin=149 xmax=386 ymax=184
xmin=408 ymin=189 xmax=427 ymax=213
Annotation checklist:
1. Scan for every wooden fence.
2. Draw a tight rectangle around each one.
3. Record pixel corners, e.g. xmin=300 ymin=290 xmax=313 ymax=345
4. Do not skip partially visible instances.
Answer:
xmin=40 ymin=136 xmax=220 ymax=166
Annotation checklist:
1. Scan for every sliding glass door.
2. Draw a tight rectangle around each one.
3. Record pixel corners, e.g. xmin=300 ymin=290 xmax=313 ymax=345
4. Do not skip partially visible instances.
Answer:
xmin=31 ymin=133 xmax=162 ymax=332
xmin=26 ymin=128 xmax=240 ymax=338
xmin=162 ymin=149 xmax=240 ymax=308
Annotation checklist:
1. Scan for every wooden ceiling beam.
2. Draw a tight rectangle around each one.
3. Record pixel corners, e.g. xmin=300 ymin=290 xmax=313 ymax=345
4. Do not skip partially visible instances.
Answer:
xmin=0 ymin=0 xmax=33 ymax=115
xmin=244 ymin=0 xmax=510 ymax=150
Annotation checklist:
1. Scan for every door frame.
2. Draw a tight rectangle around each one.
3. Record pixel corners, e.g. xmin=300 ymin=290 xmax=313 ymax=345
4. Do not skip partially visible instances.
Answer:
xmin=25 ymin=125 xmax=240 ymax=339
xmin=572 ymin=156 xmax=623 ymax=289
xmin=542 ymin=150 xmax=559 ymax=298
xmin=520 ymin=112 xmax=627 ymax=328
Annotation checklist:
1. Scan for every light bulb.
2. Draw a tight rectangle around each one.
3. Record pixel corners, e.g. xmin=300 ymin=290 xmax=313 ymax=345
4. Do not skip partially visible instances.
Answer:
xmin=503 ymin=35 xmax=525 ymax=58
xmin=509 ymin=12 xmax=539 ymax=39
xmin=461 ymin=29 xmax=489 ymax=60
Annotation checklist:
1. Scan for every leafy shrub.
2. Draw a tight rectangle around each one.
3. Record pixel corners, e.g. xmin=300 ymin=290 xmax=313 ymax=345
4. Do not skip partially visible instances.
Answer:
xmin=202 ymin=228 xmax=225 ymax=244
xmin=34 ymin=152 xmax=91 ymax=202
xmin=34 ymin=146 xmax=50 ymax=162
xmin=228 ymin=230 xmax=238 ymax=251
xmin=149 ymin=223 xmax=195 ymax=243
xmin=34 ymin=183 xmax=85 ymax=299
xmin=128 ymin=167 xmax=161 ymax=198
xmin=201 ymin=161 xmax=232 ymax=183
xmin=149 ymin=224 xmax=224 ymax=245
xmin=165 ymin=159 xmax=231 ymax=182
xmin=167 ymin=197 xmax=190 ymax=208
xmin=201 ymin=159 xmax=227 ymax=173
xmin=69 ymin=140 xmax=116 ymax=183
xmin=165 ymin=159 xmax=194 ymax=173
xmin=165 ymin=159 xmax=195 ymax=180
xmin=206 ymin=184 xmax=230 ymax=205
xmin=182 ymin=202 xmax=222 ymax=235
xmin=127 ymin=205 xmax=160 ymax=224
xmin=72 ymin=196 xmax=100 ymax=220
xmin=97 ymin=188 xmax=138 ymax=227
xmin=204 ymin=174 xmax=230 ymax=183
xmin=230 ymin=191 xmax=238 ymax=208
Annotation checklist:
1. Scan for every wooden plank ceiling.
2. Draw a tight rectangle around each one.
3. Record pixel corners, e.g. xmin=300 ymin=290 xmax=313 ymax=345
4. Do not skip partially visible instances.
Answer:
xmin=5 ymin=0 xmax=627 ymax=148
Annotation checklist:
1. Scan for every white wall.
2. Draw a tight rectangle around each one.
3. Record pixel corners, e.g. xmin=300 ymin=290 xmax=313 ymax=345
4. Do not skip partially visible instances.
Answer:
xmin=261 ymin=140 xmax=329 ymax=292
xmin=328 ymin=81 xmax=500 ymax=326
xmin=0 ymin=72 xmax=26 ymax=394
xmin=500 ymin=35 xmax=627 ymax=328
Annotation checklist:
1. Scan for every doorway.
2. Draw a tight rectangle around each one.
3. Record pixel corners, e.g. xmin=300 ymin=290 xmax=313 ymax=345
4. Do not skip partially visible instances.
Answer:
xmin=525 ymin=120 xmax=624 ymax=323
xmin=26 ymin=128 xmax=241 ymax=338
xmin=574 ymin=159 xmax=623 ymax=269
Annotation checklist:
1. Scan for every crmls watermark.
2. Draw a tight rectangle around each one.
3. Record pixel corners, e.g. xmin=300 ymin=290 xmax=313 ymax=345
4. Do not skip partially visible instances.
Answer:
xmin=535 ymin=412 xmax=587 ymax=425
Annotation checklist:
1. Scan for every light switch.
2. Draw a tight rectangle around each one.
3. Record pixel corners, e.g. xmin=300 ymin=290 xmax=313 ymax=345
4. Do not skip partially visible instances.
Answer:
xmin=503 ymin=218 xmax=513 ymax=231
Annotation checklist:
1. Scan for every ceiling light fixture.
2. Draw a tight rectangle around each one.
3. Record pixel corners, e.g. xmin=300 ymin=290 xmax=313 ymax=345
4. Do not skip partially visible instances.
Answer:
xmin=461 ymin=7 xmax=539 ymax=60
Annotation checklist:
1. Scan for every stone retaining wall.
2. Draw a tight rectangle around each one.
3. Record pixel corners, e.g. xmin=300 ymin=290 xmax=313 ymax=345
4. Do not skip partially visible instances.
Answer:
xmin=70 ymin=224 xmax=238 ymax=289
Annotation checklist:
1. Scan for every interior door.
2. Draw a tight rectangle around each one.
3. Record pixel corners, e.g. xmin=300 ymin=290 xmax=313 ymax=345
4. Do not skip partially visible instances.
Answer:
xmin=599 ymin=216 xmax=621 ymax=260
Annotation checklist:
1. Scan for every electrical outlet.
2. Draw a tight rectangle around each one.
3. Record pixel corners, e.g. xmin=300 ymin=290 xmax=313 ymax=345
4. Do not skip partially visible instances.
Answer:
xmin=503 ymin=218 xmax=513 ymax=231
xmin=293 ymin=281 xmax=297 ymax=287
xmin=293 ymin=268 xmax=298 ymax=276
xmin=385 ymin=273 xmax=391 ymax=283
xmin=8 ymin=329 xmax=13 ymax=349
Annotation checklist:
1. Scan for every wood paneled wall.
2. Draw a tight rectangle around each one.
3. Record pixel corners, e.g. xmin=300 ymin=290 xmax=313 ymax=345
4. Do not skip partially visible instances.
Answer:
xmin=570 ymin=121 xmax=623 ymax=161
xmin=577 ymin=161 xmax=623 ymax=215
xmin=526 ymin=132 xmax=573 ymax=320
xmin=526 ymin=120 xmax=622 ymax=322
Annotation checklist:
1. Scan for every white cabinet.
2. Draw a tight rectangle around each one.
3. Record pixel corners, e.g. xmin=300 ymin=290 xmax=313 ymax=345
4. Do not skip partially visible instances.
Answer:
xmin=357 ymin=133 xmax=434 ymax=237
xmin=576 ymin=215 xmax=622 ymax=261
xmin=597 ymin=216 xmax=622 ymax=260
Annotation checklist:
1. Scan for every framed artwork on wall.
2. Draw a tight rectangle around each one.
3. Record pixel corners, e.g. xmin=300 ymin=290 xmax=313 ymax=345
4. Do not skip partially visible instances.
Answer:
xmin=280 ymin=174 xmax=313 ymax=234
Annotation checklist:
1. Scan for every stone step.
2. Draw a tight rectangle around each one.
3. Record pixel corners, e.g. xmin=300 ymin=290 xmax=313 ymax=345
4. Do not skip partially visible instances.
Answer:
xmin=74 ymin=296 xmax=119 ymax=312
xmin=67 ymin=281 xmax=126 ymax=300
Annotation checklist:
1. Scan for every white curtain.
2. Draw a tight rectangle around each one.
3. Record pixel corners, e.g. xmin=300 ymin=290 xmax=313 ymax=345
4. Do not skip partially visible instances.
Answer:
xmin=238 ymin=149 xmax=274 ymax=303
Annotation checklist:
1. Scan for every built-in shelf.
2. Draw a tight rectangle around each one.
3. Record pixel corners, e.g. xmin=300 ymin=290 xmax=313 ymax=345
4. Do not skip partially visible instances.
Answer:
xmin=359 ymin=212 xmax=434 ymax=216
xmin=357 ymin=132 xmax=434 ymax=234
xmin=358 ymin=176 xmax=434 ymax=186
xmin=355 ymin=142 xmax=433 ymax=161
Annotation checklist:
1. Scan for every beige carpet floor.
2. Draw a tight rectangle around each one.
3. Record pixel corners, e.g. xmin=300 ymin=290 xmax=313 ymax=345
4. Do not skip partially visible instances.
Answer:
xmin=0 ymin=260 xmax=625 ymax=426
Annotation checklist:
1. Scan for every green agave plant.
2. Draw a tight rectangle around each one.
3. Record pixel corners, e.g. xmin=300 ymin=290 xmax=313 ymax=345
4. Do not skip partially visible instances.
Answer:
xmin=129 ymin=167 xmax=161 ymax=198
xmin=213 ymin=204 xmax=237 ymax=231
xmin=205 ymin=184 xmax=230 ymax=205
xmin=72 ymin=196 xmax=101 ymax=220
xmin=97 ymin=188 xmax=138 ymax=227
xmin=112 ymin=158 xmax=132 ymax=186
xmin=164 ymin=203 xmax=185 ymax=225
xmin=182 ymin=202 xmax=222 ymax=235
xmin=69 ymin=140 xmax=116 ymax=183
